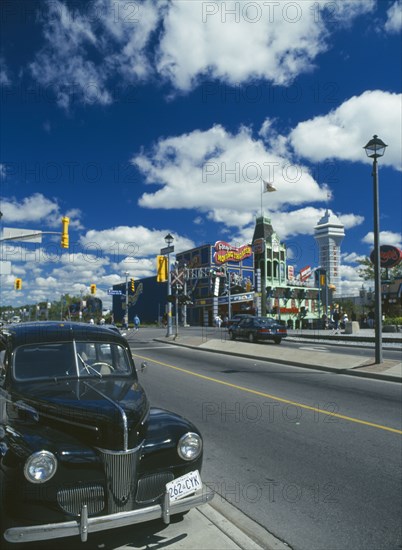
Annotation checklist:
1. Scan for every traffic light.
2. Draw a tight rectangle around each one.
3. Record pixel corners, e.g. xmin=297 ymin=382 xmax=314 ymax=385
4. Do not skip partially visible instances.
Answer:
xmin=90 ymin=284 xmax=96 ymax=295
xmin=130 ymin=278 xmax=135 ymax=292
xmin=298 ymin=289 xmax=306 ymax=300
xmin=14 ymin=278 xmax=22 ymax=290
xmin=284 ymin=288 xmax=293 ymax=301
xmin=156 ymin=255 xmax=168 ymax=282
xmin=61 ymin=216 xmax=70 ymax=249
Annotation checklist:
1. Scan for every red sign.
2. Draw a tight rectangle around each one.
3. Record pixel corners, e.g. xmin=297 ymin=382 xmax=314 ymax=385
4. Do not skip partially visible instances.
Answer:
xmin=214 ymin=241 xmax=252 ymax=264
xmin=299 ymin=265 xmax=312 ymax=281
xmin=370 ymin=245 xmax=402 ymax=268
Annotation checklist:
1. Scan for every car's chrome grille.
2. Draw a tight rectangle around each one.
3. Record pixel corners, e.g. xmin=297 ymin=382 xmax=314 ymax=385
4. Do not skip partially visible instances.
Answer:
xmin=57 ymin=484 xmax=105 ymax=517
xmin=98 ymin=445 xmax=142 ymax=513
xmin=136 ymin=472 xmax=174 ymax=503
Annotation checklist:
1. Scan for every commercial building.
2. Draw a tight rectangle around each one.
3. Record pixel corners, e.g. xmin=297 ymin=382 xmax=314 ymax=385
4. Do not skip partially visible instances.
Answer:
xmin=112 ymin=217 xmax=324 ymax=327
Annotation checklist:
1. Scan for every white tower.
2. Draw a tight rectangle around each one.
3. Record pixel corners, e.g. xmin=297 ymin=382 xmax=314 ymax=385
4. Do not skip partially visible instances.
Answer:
xmin=314 ymin=209 xmax=345 ymax=293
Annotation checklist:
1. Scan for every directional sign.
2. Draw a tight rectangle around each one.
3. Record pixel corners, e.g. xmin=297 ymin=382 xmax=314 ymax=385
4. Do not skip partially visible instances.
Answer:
xmin=160 ymin=245 xmax=174 ymax=255
xmin=0 ymin=260 xmax=11 ymax=275
xmin=1 ymin=227 xmax=43 ymax=243
xmin=108 ymin=289 xmax=123 ymax=295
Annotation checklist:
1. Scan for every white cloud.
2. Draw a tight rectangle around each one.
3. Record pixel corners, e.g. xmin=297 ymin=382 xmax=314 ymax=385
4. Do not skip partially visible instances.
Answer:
xmin=362 ymin=231 xmax=401 ymax=248
xmin=1 ymin=193 xmax=61 ymax=225
xmin=133 ymin=124 xmax=329 ymax=219
xmin=156 ymin=0 xmax=374 ymax=91
xmin=30 ymin=0 xmax=110 ymax=109
xmin=0 ymin=194 xmax=83 ymax=230
xmin=28 ymin=0 xmax=375 ymax=105
xmin=29 ymin=0 xmax=164 ymax=108
xmin=289 ymin=90 xmax=402 ymax=171
xmin=384 ymin=0 xmax=402 ymax=33
xmin=80 ymin=225 xmax=194 ymax=257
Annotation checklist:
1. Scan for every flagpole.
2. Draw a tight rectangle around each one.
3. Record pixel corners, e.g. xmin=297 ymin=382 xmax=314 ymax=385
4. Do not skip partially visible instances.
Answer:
xmin=260 ymin=179 xmax=263 ymax=217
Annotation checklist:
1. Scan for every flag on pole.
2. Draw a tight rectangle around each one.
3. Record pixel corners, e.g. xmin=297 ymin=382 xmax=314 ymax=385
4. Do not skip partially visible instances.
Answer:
xmin=262 ymin=180 xmax=277 ymax=193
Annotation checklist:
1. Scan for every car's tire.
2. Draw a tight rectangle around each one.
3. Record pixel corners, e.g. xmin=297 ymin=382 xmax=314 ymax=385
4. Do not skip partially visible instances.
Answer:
xmin=274 ymin=337 xmax=282 ymax=344
xmin=248 ymin=333 xmax=255 ymax=343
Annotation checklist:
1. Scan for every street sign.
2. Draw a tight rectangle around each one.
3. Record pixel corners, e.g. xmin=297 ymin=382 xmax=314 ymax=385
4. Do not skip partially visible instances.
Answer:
xmin=0 ymin=260 xmax=11 ymax=275
xmin=1 ymin=227 xmax=43 ymax=243
xmin=107 ymin=289 xmax=123 ymax=295
xmin=160 ymin=245 xmax=174 ymax=255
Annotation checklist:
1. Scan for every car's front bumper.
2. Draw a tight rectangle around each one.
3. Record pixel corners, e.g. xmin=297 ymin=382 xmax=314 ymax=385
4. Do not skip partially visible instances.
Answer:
xmin=4 ymin=487 xmax=214 ymax=544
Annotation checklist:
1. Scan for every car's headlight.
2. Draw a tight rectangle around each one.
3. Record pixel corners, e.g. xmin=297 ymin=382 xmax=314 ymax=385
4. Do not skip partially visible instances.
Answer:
xmin=177 ymin=432 xmax=202 ymax=461
xmin=24 ymin=450 xmax=57 ymax=483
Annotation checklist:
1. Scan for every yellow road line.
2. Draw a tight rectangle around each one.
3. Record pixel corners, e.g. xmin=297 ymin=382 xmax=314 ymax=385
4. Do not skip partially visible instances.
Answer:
xmin=133 ymin=352 xmax=402 ymax=435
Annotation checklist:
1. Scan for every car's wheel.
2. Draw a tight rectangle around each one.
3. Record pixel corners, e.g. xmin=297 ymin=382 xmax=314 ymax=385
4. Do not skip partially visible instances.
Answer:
xmin=248 ymin=333 xmax=255 ymax=343
xmin=274 ymin=337 xmax=282 ymax=344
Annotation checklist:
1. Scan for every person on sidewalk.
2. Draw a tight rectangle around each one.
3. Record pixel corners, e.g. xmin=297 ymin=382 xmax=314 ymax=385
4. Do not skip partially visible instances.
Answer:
xmin=133 ymin=315 xmax=140 ymax=331
xmin=215 ymin=314 xmax=222 ymax=328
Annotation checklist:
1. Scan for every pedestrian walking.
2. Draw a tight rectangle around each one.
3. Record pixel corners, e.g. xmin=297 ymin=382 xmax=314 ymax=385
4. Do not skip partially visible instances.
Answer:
xmin=215 ymin=314 xmax=222 ymax=328
xmin=133 ymin=315 xmax=140 ymax=331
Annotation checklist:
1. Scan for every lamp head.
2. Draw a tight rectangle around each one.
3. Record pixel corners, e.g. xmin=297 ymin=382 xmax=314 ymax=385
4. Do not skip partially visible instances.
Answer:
xmin=165 ymin=233 xmax=174 ymax=246
xmin=363 ymin=135 xmax=388 ymax=159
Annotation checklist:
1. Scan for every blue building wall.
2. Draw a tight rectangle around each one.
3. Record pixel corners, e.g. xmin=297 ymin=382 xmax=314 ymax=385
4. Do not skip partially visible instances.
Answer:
xmin=112 ymin=276 xmax=167 ymax=325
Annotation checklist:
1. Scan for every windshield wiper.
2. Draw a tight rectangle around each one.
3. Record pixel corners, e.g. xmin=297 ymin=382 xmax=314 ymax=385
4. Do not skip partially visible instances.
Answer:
xmin=77 ymin=353 xmax=102 ymax=378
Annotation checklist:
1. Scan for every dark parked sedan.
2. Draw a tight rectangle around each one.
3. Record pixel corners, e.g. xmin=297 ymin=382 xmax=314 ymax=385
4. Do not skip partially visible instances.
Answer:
xmin=225 ymin=313 xmax=254 ymax=328
xmin=0 ymin=322 xmax=213 ymax=546
xmin=228 ymin=316 xmax=287 ymax=344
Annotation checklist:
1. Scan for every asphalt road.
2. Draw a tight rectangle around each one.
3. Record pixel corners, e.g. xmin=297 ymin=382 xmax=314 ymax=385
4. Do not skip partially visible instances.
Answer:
xmin=128 ymin=331 xmax=402 ymax=550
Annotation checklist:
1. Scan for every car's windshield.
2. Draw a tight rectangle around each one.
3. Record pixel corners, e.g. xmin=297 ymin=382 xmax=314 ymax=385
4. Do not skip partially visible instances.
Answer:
xmin=13 ymin=341 xmax=132 ymax=381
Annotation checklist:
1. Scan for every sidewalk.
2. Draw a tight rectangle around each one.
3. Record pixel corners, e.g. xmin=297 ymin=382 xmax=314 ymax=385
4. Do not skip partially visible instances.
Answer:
xmin=122 ymin=496 xmax=288 ymax=550
xmin=153 ymin=327 xmax=402 ymax=383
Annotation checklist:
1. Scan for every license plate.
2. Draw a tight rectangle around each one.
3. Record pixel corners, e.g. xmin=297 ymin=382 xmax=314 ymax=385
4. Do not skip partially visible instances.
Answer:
xmin=166 ymin=470 xmax=202 ymax=501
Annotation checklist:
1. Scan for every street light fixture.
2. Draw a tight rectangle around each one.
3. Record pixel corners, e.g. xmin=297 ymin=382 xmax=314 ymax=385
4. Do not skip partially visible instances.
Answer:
xmin=165 ymin=233 xmax=174 ymax=337
xmin=363 ymin=134 xmax=388 ymax=364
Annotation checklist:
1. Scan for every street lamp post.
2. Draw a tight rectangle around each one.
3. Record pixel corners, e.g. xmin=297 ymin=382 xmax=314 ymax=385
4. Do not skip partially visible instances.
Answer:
xmin=124 ymin=271 xmax=129 ymax=328
xmin=165 ymin=233 xmax=174 ymax=337
xmin=363 ymin=134 xmax=388 ymax=365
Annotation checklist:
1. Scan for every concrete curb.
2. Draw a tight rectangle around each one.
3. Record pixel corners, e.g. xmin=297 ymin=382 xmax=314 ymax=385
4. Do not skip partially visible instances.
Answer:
xmin=206 ymin=497 xmax=290 ymax=550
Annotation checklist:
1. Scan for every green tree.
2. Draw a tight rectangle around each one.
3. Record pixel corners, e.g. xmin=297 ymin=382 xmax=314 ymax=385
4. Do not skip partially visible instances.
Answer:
xmin=357 ymin=256 xmax=402 ymax=282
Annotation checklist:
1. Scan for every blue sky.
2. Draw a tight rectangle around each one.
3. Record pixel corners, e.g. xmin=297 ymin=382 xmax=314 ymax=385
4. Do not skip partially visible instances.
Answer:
xmin=1 ymin=0 xmax=401 ymax=309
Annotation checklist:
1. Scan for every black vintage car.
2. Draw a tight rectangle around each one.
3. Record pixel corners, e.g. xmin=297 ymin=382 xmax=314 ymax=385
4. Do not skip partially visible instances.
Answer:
xmin=0 ymin=322 xmax=213 ymax=546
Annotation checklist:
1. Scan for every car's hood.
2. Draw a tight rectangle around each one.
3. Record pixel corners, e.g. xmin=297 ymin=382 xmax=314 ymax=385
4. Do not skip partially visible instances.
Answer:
xmin=11 ymin=378 xmax=149 ymax=451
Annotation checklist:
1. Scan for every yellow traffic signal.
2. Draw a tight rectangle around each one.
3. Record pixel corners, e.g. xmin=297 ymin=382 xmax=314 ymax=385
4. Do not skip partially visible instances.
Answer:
xmin=90 ymin=284 xmax=96 ymax=295
xmin=320 ymin=274 xmax=326 ymax=286
xmin=15 ymin=278 xmax=22 ymax=290
xmin=61 ymin=216 xmax=70 ymax=249
xmin=156 ymin=255 xmax=168 ymax=282
xmin=130 ymin=278 xmax=135 ymax=292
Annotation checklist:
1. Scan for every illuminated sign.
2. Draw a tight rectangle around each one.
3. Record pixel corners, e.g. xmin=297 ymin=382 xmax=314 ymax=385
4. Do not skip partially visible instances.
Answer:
xmin=214 ymin=241 xmax=252 ymax=264
xmin=370 ymin=245 xmax=402 ymax=268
